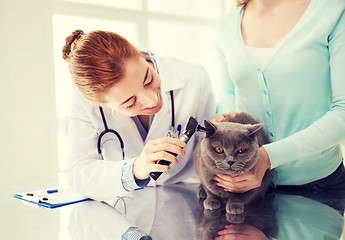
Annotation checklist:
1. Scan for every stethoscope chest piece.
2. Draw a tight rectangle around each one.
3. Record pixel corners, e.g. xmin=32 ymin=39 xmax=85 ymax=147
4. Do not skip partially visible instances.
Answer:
xmin=167 ymin=127 xmax=179 ymax=138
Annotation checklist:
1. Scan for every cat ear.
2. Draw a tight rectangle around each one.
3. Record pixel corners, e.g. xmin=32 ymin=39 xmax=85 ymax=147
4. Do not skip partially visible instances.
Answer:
xmin=246 ymin=123 xmax=263 ymax=137
xmin=204 ymin=119 xmax=217 ymax=137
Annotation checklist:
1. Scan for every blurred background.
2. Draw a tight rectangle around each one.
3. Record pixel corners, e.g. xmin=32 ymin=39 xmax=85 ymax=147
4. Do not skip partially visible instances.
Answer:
xmin=0 ymin=0 xmax=234 ymax=180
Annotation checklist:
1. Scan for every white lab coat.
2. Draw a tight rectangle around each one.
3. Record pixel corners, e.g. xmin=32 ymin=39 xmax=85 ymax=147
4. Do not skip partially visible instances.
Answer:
xmin=67 ymin=55 xmax=216 ymax=201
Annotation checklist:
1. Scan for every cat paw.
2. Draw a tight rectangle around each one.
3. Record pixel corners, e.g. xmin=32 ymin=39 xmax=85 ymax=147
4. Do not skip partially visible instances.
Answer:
xmin=226 ymin=212 xmax=245 ymax=224
xmin=203 ymin=208 xmax=223 ymax=218
xmin=197 ymin=187 xmax=207 ymax=200
xmin=226 ymin=202 xmax=245 ymax=223
xmin=204 ymin=198 xmax=222 ymax=210
xmin=226 ymin=202 xmax=244 ymax=215
xmin=198 ymin=197 xmax=205 ymax=206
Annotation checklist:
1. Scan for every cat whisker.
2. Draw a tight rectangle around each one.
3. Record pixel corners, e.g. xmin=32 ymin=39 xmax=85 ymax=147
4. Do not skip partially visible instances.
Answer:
xmin=237 ymin=162 xmax=245 ymax=167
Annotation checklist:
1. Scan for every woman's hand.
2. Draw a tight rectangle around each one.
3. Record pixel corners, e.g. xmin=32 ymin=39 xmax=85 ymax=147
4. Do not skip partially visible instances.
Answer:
xmin=215 ymin=224 xmax=270 ymax=240
xmin=133 ymin=137 xmax=186 ymax=180
xmin=213 ymin=147 xmax=271 ymax=193
xmin=211 ymin=112 xmax=237 ymax=124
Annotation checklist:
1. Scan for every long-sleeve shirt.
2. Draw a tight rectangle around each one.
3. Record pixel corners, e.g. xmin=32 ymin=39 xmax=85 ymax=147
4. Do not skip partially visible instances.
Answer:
xmin=215 ymin=0 xmax=345 ymax=186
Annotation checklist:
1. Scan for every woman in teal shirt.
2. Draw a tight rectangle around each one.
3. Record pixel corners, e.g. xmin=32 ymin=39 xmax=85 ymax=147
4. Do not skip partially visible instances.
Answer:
xmin=212 ymin=0 xmax=345 ymax=193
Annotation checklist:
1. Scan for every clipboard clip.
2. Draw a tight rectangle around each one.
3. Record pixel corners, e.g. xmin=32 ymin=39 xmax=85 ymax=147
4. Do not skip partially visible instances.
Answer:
xmin=22 ymin=193 xmax=48 ymax=203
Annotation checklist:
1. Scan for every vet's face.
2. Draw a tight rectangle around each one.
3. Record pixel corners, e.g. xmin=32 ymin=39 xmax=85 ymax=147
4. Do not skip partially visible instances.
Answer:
xmin=104 ymin=57 xmax=162 ymax=116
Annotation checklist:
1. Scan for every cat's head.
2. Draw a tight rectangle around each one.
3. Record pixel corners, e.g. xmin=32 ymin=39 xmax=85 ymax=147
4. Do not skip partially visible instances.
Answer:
xmin=199 ymin=119 xmax=263 ymax=175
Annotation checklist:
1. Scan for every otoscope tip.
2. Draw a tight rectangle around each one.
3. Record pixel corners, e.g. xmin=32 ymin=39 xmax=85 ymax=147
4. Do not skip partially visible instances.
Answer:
xmin=196 ymin=125 xmax=207 ymax=132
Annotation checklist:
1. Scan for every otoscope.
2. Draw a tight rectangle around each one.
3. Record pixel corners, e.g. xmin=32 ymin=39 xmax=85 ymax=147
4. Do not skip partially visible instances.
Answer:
xmin=150 ymin=116 xmax=199 ymax=181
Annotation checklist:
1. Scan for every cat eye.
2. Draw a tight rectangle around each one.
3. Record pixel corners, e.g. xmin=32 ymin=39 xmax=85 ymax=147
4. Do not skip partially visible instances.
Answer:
xmin=214 ymin=147 xmax=224 ymax=154
xmin=237 ymin=147 xmax=246 ymax=154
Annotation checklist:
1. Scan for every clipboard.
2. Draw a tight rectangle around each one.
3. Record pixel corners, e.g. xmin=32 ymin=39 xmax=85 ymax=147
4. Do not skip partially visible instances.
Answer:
xmin=13 ymin=188 xmax=91 ymax=208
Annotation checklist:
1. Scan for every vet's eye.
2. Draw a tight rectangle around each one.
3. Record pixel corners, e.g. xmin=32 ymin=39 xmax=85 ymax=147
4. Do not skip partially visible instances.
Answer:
xmin=237 ymin=147 xmax=246 ymax=154
xmin=214 ymin=147 xmax=224 ymax=154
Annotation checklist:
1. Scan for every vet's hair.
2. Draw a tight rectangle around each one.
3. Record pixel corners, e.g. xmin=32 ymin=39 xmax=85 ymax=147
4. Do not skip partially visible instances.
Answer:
xmin=236 ymin=0 xmax=249 ymax=6
xmin=62 ymin=29 xmax=141 ymax=104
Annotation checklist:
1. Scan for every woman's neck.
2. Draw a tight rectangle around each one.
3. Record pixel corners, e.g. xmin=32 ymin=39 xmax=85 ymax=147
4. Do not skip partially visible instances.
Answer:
xmin=137 ymin=115 xmax=150 ymax=132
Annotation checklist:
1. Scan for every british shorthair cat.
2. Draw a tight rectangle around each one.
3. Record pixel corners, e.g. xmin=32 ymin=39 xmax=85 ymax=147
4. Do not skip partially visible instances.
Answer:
xmin=194 ymin=112 xmax=274 ymax=223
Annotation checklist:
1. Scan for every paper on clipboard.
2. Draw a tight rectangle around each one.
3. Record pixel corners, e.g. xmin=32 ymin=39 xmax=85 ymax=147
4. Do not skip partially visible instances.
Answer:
xmin=13 ymin=188 xmax=91 ymax=208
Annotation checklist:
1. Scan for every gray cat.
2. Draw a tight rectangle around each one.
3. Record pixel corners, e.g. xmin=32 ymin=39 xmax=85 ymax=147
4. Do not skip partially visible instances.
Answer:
xmin=193 ymin=112 xmax=274 ymax=223
xmin=196 ymin=196 xmax=278 ymax=240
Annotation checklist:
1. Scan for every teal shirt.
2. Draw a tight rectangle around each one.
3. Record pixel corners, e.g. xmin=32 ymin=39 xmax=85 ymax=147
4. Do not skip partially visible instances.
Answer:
xmin=215 ymin=0 xmax=345 ymax=186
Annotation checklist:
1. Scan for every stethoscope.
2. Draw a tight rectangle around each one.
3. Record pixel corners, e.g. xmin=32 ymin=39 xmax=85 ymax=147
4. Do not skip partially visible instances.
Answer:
xmin=97 ymin=52 xmax=177 ymax=160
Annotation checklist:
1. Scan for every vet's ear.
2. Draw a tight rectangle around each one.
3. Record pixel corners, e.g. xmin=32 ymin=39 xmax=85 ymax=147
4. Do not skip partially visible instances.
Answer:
xmin=246 ymin=123 xmax=263 ymax=136
xmin=204 ymin=119 xmax=217 ymax=138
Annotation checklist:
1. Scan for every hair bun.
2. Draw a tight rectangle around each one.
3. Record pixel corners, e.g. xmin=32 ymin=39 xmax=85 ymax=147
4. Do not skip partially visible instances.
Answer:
xmin=62 ymin=29 xmax=84 ymax=61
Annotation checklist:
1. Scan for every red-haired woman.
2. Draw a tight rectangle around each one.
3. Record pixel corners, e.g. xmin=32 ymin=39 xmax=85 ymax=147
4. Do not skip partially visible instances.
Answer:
xmin=62 ymin=30 xmax=215 ymax=200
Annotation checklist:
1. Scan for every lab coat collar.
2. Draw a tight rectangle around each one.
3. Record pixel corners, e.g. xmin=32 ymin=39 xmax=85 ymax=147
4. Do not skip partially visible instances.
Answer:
xmin=154 ymin=54 xmax=184 ymax=93
xmin=111 ymin=109 xmax=145 ymax=148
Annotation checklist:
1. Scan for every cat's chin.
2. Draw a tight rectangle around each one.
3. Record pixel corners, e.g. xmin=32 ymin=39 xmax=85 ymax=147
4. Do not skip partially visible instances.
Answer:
xmin=217 ymin=169 xmax=245 ymax=175
xmin=228 ymin=170 xmax=245 ymax=175
xmin=229 ymin=161 xmax=256 ymax=175
xmin=214 ymin=160 xmax=257 ymax=176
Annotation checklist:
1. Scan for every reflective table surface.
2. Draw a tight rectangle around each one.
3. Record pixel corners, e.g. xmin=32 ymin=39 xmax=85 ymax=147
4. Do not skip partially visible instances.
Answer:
xmin=2 ymin=172 xmax=345 ymax=240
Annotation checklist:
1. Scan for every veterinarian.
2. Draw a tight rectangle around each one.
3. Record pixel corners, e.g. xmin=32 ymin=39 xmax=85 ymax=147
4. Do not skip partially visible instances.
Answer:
xmin=63 ymin=30 xmax=216 ymax=201
xmin=212 ymin=0 xmax=345 ymax=193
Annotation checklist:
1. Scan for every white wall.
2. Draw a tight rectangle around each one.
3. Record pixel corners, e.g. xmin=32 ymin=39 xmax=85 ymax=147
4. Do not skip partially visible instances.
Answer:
xmin=0 ymin=0 xmax=58 ymax=176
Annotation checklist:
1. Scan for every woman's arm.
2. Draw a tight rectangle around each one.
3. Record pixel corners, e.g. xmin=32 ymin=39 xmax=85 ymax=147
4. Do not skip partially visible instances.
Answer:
xmin=213 ymin=49 xmax=236 ymax=114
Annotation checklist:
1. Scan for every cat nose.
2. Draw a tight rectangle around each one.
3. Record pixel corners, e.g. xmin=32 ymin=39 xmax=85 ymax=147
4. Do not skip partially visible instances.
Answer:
xmin=228 ymin=161 xmax=235 ymax=166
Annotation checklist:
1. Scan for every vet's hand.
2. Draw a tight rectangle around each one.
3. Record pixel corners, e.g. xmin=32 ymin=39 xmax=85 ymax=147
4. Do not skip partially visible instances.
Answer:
xmin=211 ymin=112 xmax=237 ymax=124
xmin=216 ymin=224 xmax=270 ymax=240
xmin=213 ymin=147 xmax=271 ymax=193
xmin=133 ymin=137 xmax=186 ymax=180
